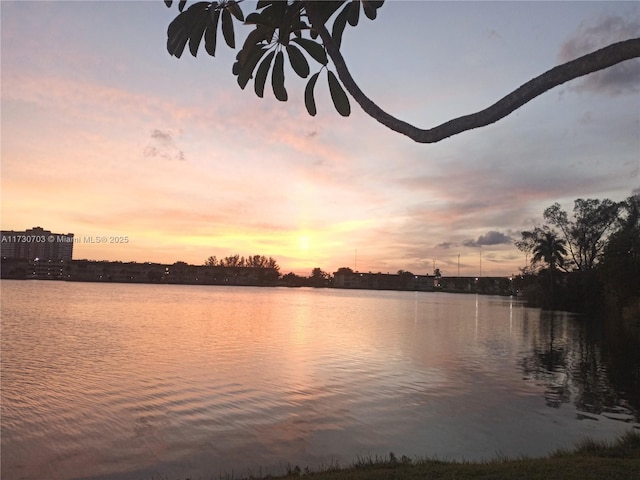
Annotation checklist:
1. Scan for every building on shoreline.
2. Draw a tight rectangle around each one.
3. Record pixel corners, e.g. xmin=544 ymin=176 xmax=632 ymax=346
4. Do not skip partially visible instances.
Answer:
xmin=66 ymin=260 xmax=279 ymax=286
xmin=1 ymin=257 xmax=516 ymax=294
xmin=332 ymin=268 xmax=516 ymax=295
xmin=1 ymin=226 xmax=74 ymax=261
xmin=2 ymin=227 xmax=74 ymax=279
xmin=0 ymin=258 xmax=280 ymax=286
xmin=333 ymin=268 xmax=433 ymax=291
xmin=0 ymin=227 xmax=515 ymax=294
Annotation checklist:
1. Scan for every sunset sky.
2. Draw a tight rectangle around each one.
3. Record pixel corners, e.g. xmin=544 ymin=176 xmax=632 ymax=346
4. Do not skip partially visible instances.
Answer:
xmin=2 ymin=1 xmax=639 ymax=277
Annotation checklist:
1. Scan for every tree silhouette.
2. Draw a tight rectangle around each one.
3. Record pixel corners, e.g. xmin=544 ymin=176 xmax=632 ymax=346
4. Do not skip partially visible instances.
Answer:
xmin=310 ymin=267 xmax=330 ymax=287
xmin=532 ymin=230 xmax=568 ymax=273
xmin=532 ymin=230 xmax=568 ymax=308
xmin=544 ymin=199 xmax=621 ymax=271
xmin=164 ymin=0 xmax=640 ymax=143
xmin=600 ymin=195 xmax=640 ymax=308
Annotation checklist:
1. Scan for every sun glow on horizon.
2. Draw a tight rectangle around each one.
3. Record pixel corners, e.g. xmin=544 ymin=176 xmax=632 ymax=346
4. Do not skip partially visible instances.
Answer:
xmin=298 ymin=234 xmax=310 ymax=251
xmin=2 ymin=1 xmax=637 ymax=281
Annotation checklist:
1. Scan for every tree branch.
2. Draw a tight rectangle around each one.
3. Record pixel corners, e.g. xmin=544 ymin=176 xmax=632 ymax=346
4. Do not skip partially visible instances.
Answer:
xmin=306 ymin=4 xmax=640 ymax=143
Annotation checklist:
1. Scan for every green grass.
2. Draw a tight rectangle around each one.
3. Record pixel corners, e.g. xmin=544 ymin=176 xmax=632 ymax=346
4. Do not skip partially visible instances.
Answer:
xmin=196 ymin=430 xmax=640 ymax=480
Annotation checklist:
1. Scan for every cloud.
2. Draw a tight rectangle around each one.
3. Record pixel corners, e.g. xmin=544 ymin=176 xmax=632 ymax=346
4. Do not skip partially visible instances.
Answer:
xmin=463 ymin=230 xmax=513 ymax=248
xmin=559 ymin=14 xmax=640 ymax=96
xmin=144 ymin=129 xmax=185 ymax=161
xmin=435 ymin=242 xmax=456 ymax=249
xmin=151 ymin=129 xmax=173 ymax=143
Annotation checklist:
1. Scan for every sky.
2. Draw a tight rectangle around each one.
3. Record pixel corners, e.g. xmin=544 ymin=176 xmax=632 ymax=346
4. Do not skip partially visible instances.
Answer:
xmin=2 ymin=1 xmax=639 ymax=277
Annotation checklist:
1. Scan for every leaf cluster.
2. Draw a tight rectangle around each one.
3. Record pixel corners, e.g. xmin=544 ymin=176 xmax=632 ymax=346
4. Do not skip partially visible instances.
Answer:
xmin=165 ymin=0 xmax=384 ymax=116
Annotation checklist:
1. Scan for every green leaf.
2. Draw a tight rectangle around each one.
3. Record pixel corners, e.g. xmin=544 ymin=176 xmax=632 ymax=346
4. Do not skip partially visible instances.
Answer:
xmin=188 ymin=10 xmax=208 ymax=56
xmin=227 ymin=1 xmax=244 ymax=21
xmin=291 ymin=38 xmax=327 ymax=66
xmin=168 ymin=2 xmax=218 ymax=58
xmin=256 ymin=3 xmax=285 ymax=30
xmin=237 ymin=46 xmax=267 ymax=89
xmin=204 ymin=9 xmax=220 ymax=56
xmin=304 ymin=72 xmax=320 ymax=116
xmin=266 ymin=2 xmax=286 ymax=21
xmin=167 ymin=13 xmax=189 ymax=57
xmin=286 ymin=44 xmax=310 ymax=78
xmin=314 ymin=1 xmax=348 ymax=25
xmin=277 ymin=2 xmax=303 ymax=46
xmin=239 ymin=27 xmax=270 ymax=64
xmin=221 ymin=8 xmax=235 ymax=48
xmin=331 ymin=4 xmax=350 ymax=48
xmin=361 ymin=0 xmax=377 ymax=20
xmin=291 ymin=19 xmax=308 ymax=38
xmin=272 ymin=50 xmax=288 ymax=102
xmin=245 ymin=12 xmax=264 ymax=25
xmin=168 ymin=3 xmax=208 ymax=58
xmin=254 ymin=50 xmax=275 ymax=98
xmin=347 ymin=1 xmax=360 ymax=27
xmin=327 ymin=70 xmax=350 ymax=116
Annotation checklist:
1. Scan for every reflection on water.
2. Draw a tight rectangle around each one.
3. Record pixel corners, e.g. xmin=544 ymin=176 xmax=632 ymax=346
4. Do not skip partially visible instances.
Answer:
xmin=520 ymin=310 xmax=639 ymax=421
xmin=1 ymin=281 xmax=638 ymax=480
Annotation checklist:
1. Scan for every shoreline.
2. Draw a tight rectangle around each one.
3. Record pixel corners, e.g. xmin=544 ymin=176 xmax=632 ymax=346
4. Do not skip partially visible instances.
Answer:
xmin=0 ymin=276 xmax=518 ymax=297
xmin=186 ymin=432 xmax=640 ymax=480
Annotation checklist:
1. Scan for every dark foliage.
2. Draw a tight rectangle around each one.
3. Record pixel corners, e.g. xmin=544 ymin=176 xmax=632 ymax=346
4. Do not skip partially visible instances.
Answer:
xmin=164 ymin=1 xmax=640 ymax=143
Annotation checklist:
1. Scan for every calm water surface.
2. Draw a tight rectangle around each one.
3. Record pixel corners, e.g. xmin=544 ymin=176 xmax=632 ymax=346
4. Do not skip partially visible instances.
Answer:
xmin=1 ymin=280 xmax=638 ymax=479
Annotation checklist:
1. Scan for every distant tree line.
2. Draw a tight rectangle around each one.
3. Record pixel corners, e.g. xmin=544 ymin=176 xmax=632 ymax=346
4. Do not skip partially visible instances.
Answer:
xmin=282 ymin=266 xmax=445 ymax=289
xmin=203 ymin=257 xmax=340 ymax=287
xmin=205 ymin=254 xmax=280 ymax=270
xmin=282 ymin=267 xmax=332 ymax=287
xmin=515 ymin=195 xmax=639 ymax=317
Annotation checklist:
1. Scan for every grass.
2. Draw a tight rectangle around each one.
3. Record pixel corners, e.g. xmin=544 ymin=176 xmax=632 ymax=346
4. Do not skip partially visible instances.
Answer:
xmin=188 ymin=430 xmax=640 ymax=480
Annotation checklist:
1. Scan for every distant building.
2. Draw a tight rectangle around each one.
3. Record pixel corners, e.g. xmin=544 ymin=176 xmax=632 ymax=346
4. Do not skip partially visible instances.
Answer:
xmin=1 ymin=226 xmax=74 ymax=261
xmin=64 ymin=261 xmax=280 ymax=286
xmin=1 ymin=227 xmax=74 ymax=279
xmin=333 ymin=269 xmax=433 ymax=291
xmin=332 ymin=268 xmax=515 ymax=295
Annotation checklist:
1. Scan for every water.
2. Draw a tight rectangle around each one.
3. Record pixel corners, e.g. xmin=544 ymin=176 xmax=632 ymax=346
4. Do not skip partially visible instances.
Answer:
xmin=1 ymin=280 xmax=638 ymax=480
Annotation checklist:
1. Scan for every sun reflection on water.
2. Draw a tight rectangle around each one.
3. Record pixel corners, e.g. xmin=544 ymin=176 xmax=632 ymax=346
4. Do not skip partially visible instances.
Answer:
xmin=1 ymin=281 xmax=637 ymax=480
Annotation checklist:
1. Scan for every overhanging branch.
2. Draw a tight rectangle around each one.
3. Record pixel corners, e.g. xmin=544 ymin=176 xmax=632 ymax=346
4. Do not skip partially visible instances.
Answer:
xmin=306 ymin=5 xmax=640 ymax=144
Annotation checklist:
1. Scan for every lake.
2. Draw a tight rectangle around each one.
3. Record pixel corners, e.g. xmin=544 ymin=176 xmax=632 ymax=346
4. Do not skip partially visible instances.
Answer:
xmin=1 ymin=280 xmax=638 ymax=479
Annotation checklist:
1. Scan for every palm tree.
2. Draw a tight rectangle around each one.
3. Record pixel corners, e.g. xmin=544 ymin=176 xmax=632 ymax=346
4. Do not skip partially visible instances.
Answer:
xmin=532 ymin=230 xmax=567 ymax=308
xmin=532 ymin=231 xmax=567 ymax=273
